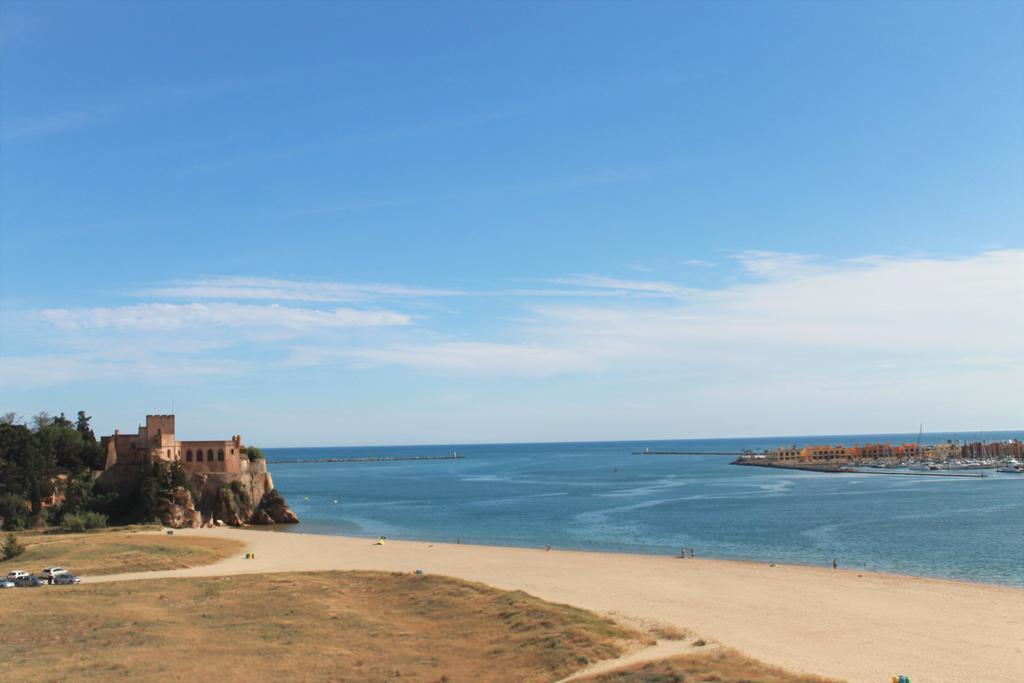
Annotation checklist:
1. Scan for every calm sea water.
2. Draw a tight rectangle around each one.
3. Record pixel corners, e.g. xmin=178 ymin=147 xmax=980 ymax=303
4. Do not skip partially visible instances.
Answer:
xmin=265 ymin=431 xmax=1024 ymax=587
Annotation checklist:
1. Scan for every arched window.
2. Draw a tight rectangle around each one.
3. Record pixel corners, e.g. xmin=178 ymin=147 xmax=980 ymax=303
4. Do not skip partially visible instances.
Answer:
xmin=197 ymin=450 xmax=204 ymax=462
xmin=186 ymin=450 xmax=193 ymax=462
xmin=217 ymin=449 xmax=224 ymax=461
xmin=207 ymin=449 xmax=214 ymax=460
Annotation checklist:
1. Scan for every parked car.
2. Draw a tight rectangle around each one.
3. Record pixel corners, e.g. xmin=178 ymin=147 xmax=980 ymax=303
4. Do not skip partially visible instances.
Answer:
xmin=13 ymin=575 xmax=45 ymax=587
xmin=0 ymin=579 xmax=15 ymax=589
xmin=42 ymin=567 xmax=68 ymax=579
xmin=6 ymin=570 xmax=30 ymax=581
xmin=53 ymin=574 xmax=81 ymax=585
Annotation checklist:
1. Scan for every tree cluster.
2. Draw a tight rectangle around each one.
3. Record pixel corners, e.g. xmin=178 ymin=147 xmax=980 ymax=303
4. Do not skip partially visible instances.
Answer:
xmin=0 ymin=411 xmax=110 ymax=530
xmin=137 ymin=458 xmax=200 ymax=522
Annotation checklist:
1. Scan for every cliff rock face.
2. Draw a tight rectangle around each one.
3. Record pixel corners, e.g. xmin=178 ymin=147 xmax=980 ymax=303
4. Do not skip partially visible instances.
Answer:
xmin=206 ymin=473 xmax=298 ymax=527
xmin=254 ymin=489 xmax=299 ymax=525
xmin=96 ymin=453 xmax=299 ymax=528
xmin=213 ymin=480 xmax=253 ymax=526
xmin=157 ymin=486 xmax=203 ymax=529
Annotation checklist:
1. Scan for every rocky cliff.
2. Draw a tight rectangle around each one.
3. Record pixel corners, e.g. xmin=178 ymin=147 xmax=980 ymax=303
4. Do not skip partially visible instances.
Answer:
xmin=153 ymin=461 xmax=299 ymax=529
xmin=157 ymin=486 xmax=204 ymax=528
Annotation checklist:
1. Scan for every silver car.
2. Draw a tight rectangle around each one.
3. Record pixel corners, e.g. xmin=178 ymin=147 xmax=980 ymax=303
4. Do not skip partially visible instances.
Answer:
xmin=53 ymin=574 xmax=81 ymax=585
xmin=0 ymin=579 xmax=15 ymax=589
xmin=13 ymin=575 xmax=45 ymax=587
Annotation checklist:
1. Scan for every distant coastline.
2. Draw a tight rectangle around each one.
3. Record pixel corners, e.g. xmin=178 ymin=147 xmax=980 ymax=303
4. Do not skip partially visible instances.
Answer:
xmin=262 ymin=429 xmax=1024 ymax=455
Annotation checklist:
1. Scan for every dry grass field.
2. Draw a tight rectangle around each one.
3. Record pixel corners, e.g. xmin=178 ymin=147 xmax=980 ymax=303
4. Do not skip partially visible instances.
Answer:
xmin=584 ymin=650 xmax=838 ymax=683
xmin=0 ymin=527 xmax=244 ymax=576
xmin=0 ymin=571 xmax=638 ymax=682
xmin=0 ymin=530 xmax=841 ymax=682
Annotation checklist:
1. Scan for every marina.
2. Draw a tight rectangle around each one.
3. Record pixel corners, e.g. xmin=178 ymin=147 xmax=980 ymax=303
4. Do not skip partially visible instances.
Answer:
xmin=730 ymin=438 xmax=1023 ymax=475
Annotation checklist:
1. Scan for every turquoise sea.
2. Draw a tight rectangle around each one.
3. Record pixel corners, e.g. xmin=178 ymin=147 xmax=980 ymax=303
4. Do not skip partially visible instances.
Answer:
xmin=265 ymin=431 xmax=1024 ymax=587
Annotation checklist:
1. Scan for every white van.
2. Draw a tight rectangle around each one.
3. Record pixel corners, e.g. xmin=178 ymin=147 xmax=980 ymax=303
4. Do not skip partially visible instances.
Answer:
xmin=41 ymin=567 xmax=68 ymax=579
xmin=6 ymin=570 xmax=29 ymax=581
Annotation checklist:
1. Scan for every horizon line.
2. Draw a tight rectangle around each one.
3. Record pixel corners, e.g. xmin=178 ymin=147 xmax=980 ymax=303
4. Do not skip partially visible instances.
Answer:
xmin=254 ymin=427 xmax=1024 ymax=451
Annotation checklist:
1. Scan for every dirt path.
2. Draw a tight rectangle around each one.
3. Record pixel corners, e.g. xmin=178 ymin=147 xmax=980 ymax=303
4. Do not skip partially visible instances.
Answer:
xmin=555 ymin=639 xmax=709 ymax=681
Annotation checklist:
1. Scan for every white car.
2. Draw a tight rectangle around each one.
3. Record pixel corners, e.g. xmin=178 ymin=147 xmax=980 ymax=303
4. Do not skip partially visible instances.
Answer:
xmin=41 ymin=567 xmax=68 ymax=579
xmin=0 ymin=579 xmax=15 ymax=589
xmin=5 ymin=571 xmax=29 ymax=581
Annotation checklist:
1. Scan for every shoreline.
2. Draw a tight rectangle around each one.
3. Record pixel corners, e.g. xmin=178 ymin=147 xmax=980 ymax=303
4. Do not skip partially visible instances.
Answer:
xmin=90 ymin=526 xmax=1024 ymax=682
xmin=266 ymin=524 xmax=1024 ymax=590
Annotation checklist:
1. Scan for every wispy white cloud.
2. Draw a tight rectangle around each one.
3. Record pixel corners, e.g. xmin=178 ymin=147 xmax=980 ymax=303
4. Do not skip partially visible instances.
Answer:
xmin=0 ymin=109 xmax=111 ymax=142
xmin=292 ymin=342 xmax=597 ymax=377
xmin=39 ymin=302 xmax=410 ymax=331
xmin=732 ymin=250 xmax=823 ymax=279
xmin=7 ymin=249 xmax=1022 ymax=428
xmin=1 ymin=76 xmax=261 ymax=142
xmin=323 ymin=249 xmax=1024 ymax=376
xmin=551 ymin=275 xmax=691 ymax=298
xmin=0 ymin=354 xmax=248 ymax=388
xmin=138 ymin=275 xmax=691 ymax=303
xmin=139 ymin=277 xmax=464 ymax=303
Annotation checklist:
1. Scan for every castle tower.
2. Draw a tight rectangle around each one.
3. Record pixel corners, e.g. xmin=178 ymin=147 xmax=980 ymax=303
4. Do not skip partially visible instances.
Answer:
xmin=145 ymin=414 xmax=178 ymax=461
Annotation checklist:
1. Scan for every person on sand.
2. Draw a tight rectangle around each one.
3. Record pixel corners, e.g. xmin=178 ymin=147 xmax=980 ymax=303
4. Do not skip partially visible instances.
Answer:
xmin=545 ymin=544 xmax=551 ymax=551
xmin=680 ymin=546 xmax=686 ymax=559
xmin=689 ymin=547 xmax=694 ymax=558
xmin=832 ymin=558 xmax=837 ymax=569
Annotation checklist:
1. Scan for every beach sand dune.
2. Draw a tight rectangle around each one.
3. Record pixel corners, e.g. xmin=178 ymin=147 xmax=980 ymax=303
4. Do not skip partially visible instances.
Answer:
xmin=89 ymin=529 xmax=1023 ymax=682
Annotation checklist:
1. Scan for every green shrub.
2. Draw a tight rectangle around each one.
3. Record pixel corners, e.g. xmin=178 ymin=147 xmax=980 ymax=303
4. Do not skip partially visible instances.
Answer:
xmin=63 ymin=511 xmax=108 ymax=532
xmin=246 ymin=446 xmax=265 ymax=461
xmin=2 ymin=532 xmax=25 ymax=560
xmin=0 ymin=493 xmax=30 ymax=531
xmin=229 ymin=479 xmax=249 ymax=504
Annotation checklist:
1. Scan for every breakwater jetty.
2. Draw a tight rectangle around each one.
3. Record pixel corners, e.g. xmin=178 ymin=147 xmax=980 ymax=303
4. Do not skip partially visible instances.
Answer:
xmin=634 ymin=450 xmax=748 ymax=456
xmin=845 ymin=469 xmax=987 ymax=478
xmin=270 ymin=453 xmax=463 ymax=465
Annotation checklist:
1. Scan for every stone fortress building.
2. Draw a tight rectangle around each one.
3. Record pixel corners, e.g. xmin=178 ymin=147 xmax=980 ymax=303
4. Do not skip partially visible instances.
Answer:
xmin=102 ymin=414 xmax=247 ymax=474
xmin=98 ymin=414 xmax=297 ymax=527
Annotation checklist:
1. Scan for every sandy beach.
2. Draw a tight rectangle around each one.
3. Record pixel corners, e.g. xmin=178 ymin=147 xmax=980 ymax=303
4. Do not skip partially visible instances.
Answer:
xmin=84 ymin=528 xmax=1023 ymax=682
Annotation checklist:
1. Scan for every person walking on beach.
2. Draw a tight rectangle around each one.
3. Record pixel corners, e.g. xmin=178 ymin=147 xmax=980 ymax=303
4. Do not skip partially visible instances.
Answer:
xmin=680 ymin=546 xmax=686 ymax=559
xmin=832 ymin=558 xmax=837 ymax=569
xmin=689 ymin=547 xmax=694 ymax=558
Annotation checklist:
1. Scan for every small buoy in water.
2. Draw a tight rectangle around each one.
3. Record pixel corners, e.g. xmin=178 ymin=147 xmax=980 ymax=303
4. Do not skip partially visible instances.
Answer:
xmin=304 ymin=496 xmax=309 ymax=501
xmin=333 ymin=499 xmax=338 ymax=504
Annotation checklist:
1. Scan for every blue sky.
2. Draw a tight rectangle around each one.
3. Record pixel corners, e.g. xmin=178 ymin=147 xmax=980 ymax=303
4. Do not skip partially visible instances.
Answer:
xmin=1 ymin=1 xmax=1021 ymax=445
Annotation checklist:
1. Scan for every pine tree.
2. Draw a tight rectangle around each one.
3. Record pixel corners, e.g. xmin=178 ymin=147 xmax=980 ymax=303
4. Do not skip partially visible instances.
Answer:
xmin=2 ymin=533 xmax=25 ymax=560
